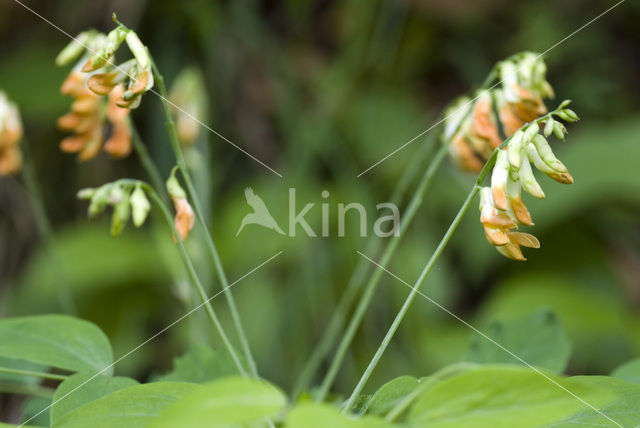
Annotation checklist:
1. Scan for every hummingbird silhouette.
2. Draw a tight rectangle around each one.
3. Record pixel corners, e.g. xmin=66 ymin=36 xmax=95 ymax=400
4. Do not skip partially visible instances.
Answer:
xmin=236 ymin=187 xmax=285 ymax=236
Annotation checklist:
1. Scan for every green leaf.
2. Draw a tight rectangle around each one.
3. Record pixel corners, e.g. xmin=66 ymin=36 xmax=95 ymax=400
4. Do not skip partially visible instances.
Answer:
xmin=21 ymin=396 xmax=51 ymax=427
xmin=0 ymin=315 xmax=113 ymax=374
xmin=366 ymin=376 xmax=419 ymax=416
xmin=546 ymin=376 xmax=640 ymax=427
xmin=0 ymin=423 xmax=45 ymax=428
xmin=155 ymin=344 xmax=236 ymax=383
xmin=51 ymin=372 xmax=139 ymax=426
xmin=408 ymin=365 xmax=617 ymax=428
xmin=54 ymin=382 xmax=199 ymax=428
xmin=149 ymin=377 xmax=287 ymax=428
xmin=465 ymin=308 xmax=571 ymax=373
xmin=0 ymin=356 xmax=47 ymax=386
xmin=611 ymin=357 xmax=640 ymax=385
xmin=286 ymin=403 xmax=393 ymax=428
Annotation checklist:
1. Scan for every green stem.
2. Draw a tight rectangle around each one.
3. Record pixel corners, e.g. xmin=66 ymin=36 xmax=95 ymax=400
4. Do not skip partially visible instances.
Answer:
xmin=145 ymin=186 xmax=248 ymax=377
xmin=0 ymin=366 xmax=67 ymax=381
xmin=20 ymin=139 xmax=76 ymax=314
xmin=291 ymin=135 xmax=436 ymax=399
xmin=341 ymin=107 xmax=562 ymax=412
xmin=0 ymin=381 xmax=54 ymax=399
xmin=130 ymin=120 xmax=166 ymax=196
xmin=317 ymin=144 xmax=448 ymax=402
xmin=151 ymin=62 xmax=258 ymax=377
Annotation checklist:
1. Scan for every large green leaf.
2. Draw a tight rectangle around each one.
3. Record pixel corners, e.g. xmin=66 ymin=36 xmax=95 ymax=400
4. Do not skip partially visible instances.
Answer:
xmin=51 ymin=372 xmax=139 ymax=426
xmin=464 ymin=308 xmax=571 ymax=373
xmin=408 ymin=365 xmax=617 ymax=428
xmin=149 ymin=377 xmax=286 ymax=428
xmin=54 ymin=382 xmax=199 ymax=428
xmin=285 ymin=403 xmax=393 ymax=428
xmin=611 ymin=357 xmax=640 ymax=385
xmin=155 ymin=344 xmax=236 ymax=383
xmin=0 ymin=315 xmax=113 ymax=374
xmin=366 ymin=376 xmax=419 ymax=417
xmin=546 ymin=376 xmax=640 ymax=427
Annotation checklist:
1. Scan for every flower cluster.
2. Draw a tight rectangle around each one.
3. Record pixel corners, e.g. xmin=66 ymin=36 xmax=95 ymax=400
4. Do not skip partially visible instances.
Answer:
xmin=0 ymin=92 xmax=23 ymax=175
xmin=443 ymin=52 xmax=554 ymax=173
xmin=56 ymin=23 xmax=153 ymax=161
xmin=479 ymin=103 xmax=578 ymax=260
xmin=78 ymin=180 xmax=151 ymax=236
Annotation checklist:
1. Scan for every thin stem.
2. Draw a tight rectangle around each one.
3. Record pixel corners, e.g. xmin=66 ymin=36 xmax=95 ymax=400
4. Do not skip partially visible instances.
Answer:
xmin=0 ymin=366 xmax=67 ymax=381
xmin=20 ymin=139 xmax=76 ymax=314
xmin=145 ymin=186 xmax=248 ymax=377
xmin=130 ymin=120 xmax=165 ymax=196
xmin=0 ymin=381 xmax=54 ymax=399
xmin=291 ymin=135 xmax=436 ymax=398
xmin=343 ymin=185 xmax=479 ymax=412
xmin=341 ymin=107 xmax=563 ymax=412
xmin=151 ymin=62 xmax=258 ymax=377
xmin=317 ymin=144 xmax=448 ymax=402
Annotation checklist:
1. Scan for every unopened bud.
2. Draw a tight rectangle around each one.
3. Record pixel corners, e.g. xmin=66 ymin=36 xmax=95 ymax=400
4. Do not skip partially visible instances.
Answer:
xmin=166 ymin=167 xmax=187 ymax=199
xmin=125 ymin=31 xmax=150 ymax=69
xmin=130 ymin=184 xmax=150 ymax=227
xmin=110 ymin=191 xmax=130 ymax=236
xmin=543 ymin=118 xmax=555 ymax=137
xmin=56 ymin=32 xmax=91 ymax=66
xmin=77 ymin=188 xmax=96 ymax=199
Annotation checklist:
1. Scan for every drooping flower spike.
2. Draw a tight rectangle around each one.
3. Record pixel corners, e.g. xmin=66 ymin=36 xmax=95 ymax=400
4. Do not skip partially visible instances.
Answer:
xmin=478 ymin=103 xmax=579 ymax=260
xmin=0 ymin=92 xmax=23 ymax=175
xmin=56 ymin=22 xmax=154 ymax=161
xmin=443 ymin=52 xmax=554 ymax=173
xmin=78 ymin=180 xmax=150 ymax=236
xmin=168 ymin=67 xmax=208 ymax=147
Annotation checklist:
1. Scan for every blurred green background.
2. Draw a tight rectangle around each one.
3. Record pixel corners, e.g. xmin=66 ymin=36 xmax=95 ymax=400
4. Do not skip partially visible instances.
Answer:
xmin=1 ymin=0 xmax=639 ymax=403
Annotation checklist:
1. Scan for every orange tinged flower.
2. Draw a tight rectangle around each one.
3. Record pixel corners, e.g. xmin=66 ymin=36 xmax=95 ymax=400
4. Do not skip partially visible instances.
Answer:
xmin=172 ymin=196 xmax=195 ymax=241
xmin=0 ymin=92 xmax=24 ymax=175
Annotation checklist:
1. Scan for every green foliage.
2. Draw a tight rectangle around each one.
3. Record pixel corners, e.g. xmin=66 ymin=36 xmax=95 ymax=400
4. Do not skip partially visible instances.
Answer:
xmin=0 ymin=315 xmax=113 ymax=374
xmin=611 ymin=357 xmax=640 ymax=385
xmin=285 ymin=403 xmax=391 ymax=428
xmin=53 ymin=382 xmax=199 ymax=428
xmin=50 ymin=373 xmax=138 ymax=426
xmin=149 ymin=377 xmax=287 ymax=428
xmin=155 ymin=344 xmax=237 ymax=383
xmin=365 ymin=375 xmax=419 ymax=417
xmin=464 ymin=308 xmax=571 ymax=373
xmin=407 ymin=365 xmax=617 ymax=428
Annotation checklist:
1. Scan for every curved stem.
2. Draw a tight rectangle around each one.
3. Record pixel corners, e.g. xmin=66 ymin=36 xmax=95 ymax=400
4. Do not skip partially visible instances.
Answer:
xmin=316 ymin=144 xmax=448 ymax=402
xmin=145 ymin=186 xmax=247 ymax=377
xmin=341 ymin=107 xmax=562 ymax=412
xmin=130 ymin=120 xmax=165 ymax=196
xmin=151 ymin=62 xmax=258 ymax=377
xmin=0 ymin=366 xmax=67 ymax=381
xmin=291 ymin=135 xmax=436 ymax=399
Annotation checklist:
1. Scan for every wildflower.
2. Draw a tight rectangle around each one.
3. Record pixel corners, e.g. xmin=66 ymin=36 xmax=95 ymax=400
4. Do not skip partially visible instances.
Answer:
xmin=56 ymin=24 xmax=153 ymax=161
xmin=478 ymin=104 xmax=578 ymax=260
xmin=78 ymin=180 xmax=151 ymax=236
xmin=443 ymin=52 xmax=553 ymax=173
xmin=168 ymin=67 xmax=208 ymax=146
xmin=0 ymin=92 xmax=23 ymax=175
xmin=166 ymin=167 xmax=195 ymax=241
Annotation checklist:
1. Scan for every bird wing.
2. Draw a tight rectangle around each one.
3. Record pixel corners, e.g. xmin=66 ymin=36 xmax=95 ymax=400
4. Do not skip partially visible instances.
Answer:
xmin=244 ymin=187 xmax=269 ymax=213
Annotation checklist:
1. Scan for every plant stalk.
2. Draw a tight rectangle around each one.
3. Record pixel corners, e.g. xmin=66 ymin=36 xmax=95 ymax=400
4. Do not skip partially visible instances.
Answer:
xmin=145 ymin=186 xmax=248 ymax=377
xmin=315 ymin=144 xmax=448 ymax=402
xmin=0 ymin=366 xmax=67 ymax=381
xmin=291 ymin=134 xmax=436 ymax=398
xmin=341 ymin=108 xmax=561 ymax=412
xmin=151 ymin=62 xmax=258 ymax=377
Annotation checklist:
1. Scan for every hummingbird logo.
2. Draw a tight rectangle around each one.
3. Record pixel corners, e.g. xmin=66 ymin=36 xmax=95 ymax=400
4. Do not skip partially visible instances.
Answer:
xmin=236 ymin=187 xmax=285 ymax=236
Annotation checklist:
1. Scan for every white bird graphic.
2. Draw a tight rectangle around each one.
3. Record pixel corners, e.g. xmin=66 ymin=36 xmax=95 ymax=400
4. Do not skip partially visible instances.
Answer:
xmin=236 ymin=187 xmax=285 ymax=236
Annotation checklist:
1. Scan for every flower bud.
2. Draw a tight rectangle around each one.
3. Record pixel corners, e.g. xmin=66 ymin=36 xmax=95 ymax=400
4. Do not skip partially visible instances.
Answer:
xmin=56 ymin=32 xmax=91 ymax=66
xmin=552 ymin=122 xmax=567 ymax=140
xmin=531 ymin=134 xmax=567 ymax=173
xmin=125 ymin=31 xmax=151 ymax=69
xmin=110 ymin=190 xmax=130 ymax=236
xmin=543 ymin=118 xmax=555 ymax=137
xmin=77 ymin=188 xmax=96 ymax=199
xmin=507 ymin=130 xmax=525 ymax=169
xmin=87 ymin=184 xmax=112 ymax=218
xmin=491 ymin=150 xmax=509 ymax=210
xmin=166 ymin=167 xmax=187 ymax=199
xmin=130 ymin=184 xmax=150 ymax=227
xmin=518 ymin=157 xmax=545 ymax=199
xmin=557 ymin=109 xmax=579 ymax=122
